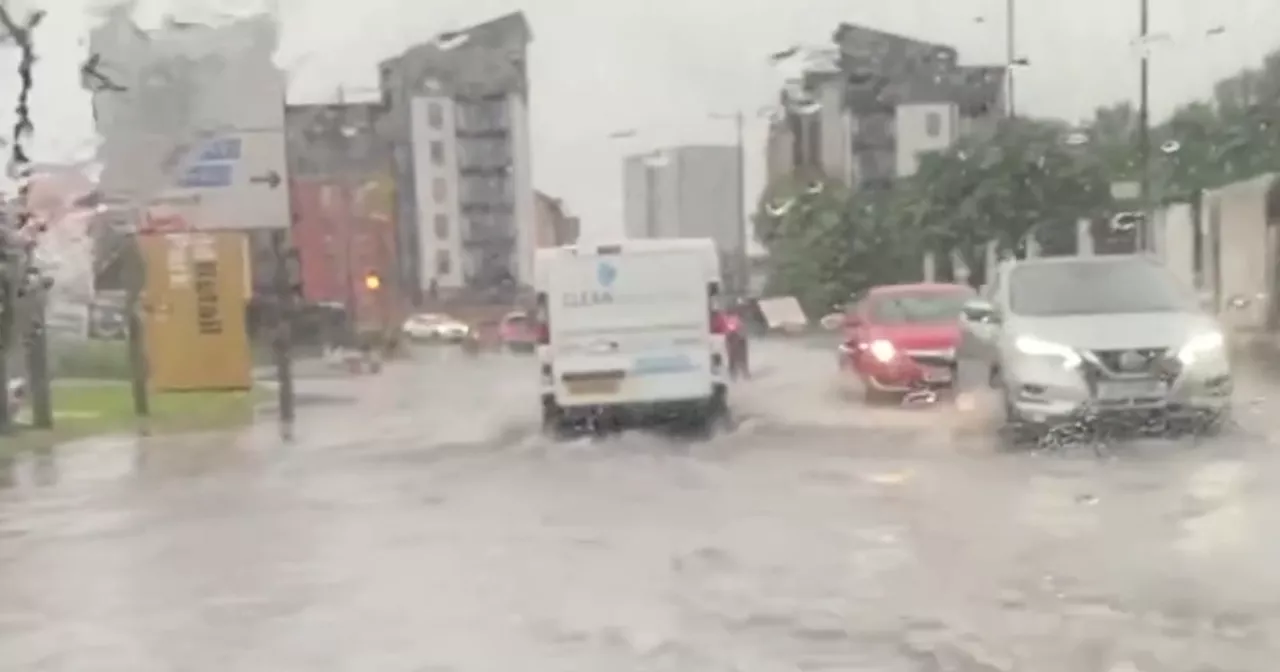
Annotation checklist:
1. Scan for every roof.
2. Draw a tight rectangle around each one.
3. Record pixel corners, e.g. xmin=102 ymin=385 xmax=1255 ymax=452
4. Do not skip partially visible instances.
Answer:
xmin=823 ymin=23 xmax=1004 ymax=114
xmin=832 ymin=23 xmax=951 ymax=54
xmin=868 ymin=282 xmax=974 ymax=295
xmin=381 ymin=11 xmax=530 ymax=71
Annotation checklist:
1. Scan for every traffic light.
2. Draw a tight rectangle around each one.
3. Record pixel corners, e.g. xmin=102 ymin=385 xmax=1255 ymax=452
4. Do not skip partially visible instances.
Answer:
xmin=363 ymin=271 xmax=381 ymax=290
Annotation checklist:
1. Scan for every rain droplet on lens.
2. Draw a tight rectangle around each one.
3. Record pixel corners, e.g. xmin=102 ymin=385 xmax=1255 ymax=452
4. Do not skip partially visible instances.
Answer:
xmin=1160 ymin=139 xmax=1181 ymax=154
xmin=1063 ymin=131 xmax=1090 ymax=146
xmin=791 ymin=99 xmax=822 ymax=116
xmin=766 ymin=199 xmax=794 ymax=217
xmin=434 ymin=31 xmax=470 ymax=51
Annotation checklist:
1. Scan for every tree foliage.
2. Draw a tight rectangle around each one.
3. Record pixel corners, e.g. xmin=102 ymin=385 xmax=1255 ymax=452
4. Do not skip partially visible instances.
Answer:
xmin=758 ymin=45 xmax=1280 ymax=307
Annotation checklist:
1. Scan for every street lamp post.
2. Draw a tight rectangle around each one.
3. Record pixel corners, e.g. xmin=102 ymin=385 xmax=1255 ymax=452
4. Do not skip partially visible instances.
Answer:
xmin=1137 ymin=0 xmax=1152 ymax=252
xmin=1006 ymin=0 xmax=1016 ymax=117
xmin=711 ymin=111 xmax=748 ymax=297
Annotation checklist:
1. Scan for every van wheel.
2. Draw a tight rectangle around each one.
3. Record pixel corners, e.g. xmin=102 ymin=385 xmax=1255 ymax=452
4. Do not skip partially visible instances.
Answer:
xmin=689 ymin=387 xmax=731 ymax=437
xmin=541 ymin=397 xmax=569 ymax=439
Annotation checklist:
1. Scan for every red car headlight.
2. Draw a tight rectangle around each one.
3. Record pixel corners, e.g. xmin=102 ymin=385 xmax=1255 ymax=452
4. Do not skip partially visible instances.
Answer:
xmin=868 ymin=339 xmax=896 ymax=363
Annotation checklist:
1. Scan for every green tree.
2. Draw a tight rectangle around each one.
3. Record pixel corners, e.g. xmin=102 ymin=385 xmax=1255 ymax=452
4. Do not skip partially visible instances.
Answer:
xmin=754 ymin=45 xmax=1280 ymax=309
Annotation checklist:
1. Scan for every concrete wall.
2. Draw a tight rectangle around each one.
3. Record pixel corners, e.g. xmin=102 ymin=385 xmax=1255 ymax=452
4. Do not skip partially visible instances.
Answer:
xmin=1203 ymin=173 xmax=1276 ymax=330
xmin=509 ymin=92 xmax=536 ymax=286
xmin=1152 ymin=201 xmax=1196 ymax=292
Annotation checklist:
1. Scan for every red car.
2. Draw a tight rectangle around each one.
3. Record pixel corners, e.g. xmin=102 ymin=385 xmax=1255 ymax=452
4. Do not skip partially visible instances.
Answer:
xmin=498 ymin=311 xmax=538 ymax=353
xmin=838 ymin=282 xmax=975 ymax=402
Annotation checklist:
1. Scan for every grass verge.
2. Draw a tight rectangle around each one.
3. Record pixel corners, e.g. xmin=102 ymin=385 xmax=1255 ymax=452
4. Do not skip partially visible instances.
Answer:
xmin=3 ymin=382 xmax=269 ymax=454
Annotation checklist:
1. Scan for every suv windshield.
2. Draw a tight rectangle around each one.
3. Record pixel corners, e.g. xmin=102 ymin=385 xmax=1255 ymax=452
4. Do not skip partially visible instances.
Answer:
xmin=867 ymin=288 xmax=973 ymax=324
xmin=1009 ymin=259 xmax=1194 ymax=316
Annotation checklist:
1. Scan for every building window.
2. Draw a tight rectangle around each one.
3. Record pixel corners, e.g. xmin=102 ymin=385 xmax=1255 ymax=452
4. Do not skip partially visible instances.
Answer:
xmin=925 ymin=111 xmax=942 ymax=138
xmin=434 ymin=214 xmax=449 ymax=240
xmin=427 ymin=102 xmax=443 ymax=129
xmin=432 ymin=178 xmax=447 ymax=202
xmin=430 ymin=141 xmax=445 ymax=165
xmin=436 ymin=250 xmax=452 ymax=275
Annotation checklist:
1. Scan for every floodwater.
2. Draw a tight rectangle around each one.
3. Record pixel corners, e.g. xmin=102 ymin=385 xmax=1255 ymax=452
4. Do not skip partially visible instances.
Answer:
xmin=0 ymin=340 xmax=1276 ymax=671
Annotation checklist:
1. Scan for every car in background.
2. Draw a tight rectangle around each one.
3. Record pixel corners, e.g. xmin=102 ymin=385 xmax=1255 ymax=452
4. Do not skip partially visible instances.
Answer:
xmin=5 ymin=378 xmax=26 ymax=419
xmin=401 ymin=313 xmax=470 ymax=343
xmin=958 ymin=255 xmax=1232 ymax=444
xmin=838 ymin=282 xmax=975 ymax=403
xmin=498 ymin=310 xmax=537 ymax=353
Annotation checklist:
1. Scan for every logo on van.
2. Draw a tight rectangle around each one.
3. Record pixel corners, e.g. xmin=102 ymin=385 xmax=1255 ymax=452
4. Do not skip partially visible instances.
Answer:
xmin=597 ymin=261 xmax=617 ymax=287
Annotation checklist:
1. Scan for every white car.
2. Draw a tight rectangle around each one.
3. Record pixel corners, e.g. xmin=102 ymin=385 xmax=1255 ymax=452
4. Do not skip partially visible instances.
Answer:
xmin=535 ymin=238 xmax=730 ymax=434
xmin=401 ymin=313 xmax=470 ymax=342
xmin=958 ymin=255 xmax=1232 ymax=445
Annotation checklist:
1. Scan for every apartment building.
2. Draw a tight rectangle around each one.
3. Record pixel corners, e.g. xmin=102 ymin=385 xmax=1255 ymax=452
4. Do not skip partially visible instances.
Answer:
xmin=765 ymin=23 xmax=1005 ymax=188
xmin=283 ymin=101 xmax=400 ymax=326
xmin=622 ymin=145 xmax=741 ymax=250
xmin=379 ymin=12 xmax=535 ymax=303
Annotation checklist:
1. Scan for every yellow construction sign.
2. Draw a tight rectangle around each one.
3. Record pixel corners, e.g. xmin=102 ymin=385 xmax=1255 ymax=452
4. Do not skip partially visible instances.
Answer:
xmin=140 ymin=232 xmax=252 ymax=391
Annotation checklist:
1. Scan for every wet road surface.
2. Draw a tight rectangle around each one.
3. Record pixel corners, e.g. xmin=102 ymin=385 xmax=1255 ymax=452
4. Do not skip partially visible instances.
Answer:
xmin=1 ymin=340 xmax=1279 ymax=671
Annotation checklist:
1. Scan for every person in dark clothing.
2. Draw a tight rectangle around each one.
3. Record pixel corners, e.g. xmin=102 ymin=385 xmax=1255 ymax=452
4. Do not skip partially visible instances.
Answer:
xmin=723 ymin=305 xmax=750 ymax=379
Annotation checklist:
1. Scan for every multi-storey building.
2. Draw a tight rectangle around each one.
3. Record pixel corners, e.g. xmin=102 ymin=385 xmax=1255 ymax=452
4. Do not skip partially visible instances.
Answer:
xmin=284 ymin=99 xmax=400 ymax=331
xmin=379 ymin=12 xmax=534 ymax=303
xmin=621 ymin=145 xmax=745 ymax=287
xmin=766 ymin=23 xmax=1006 ymax=188
xmin=621 ymin=145 xmax=742 ymax=247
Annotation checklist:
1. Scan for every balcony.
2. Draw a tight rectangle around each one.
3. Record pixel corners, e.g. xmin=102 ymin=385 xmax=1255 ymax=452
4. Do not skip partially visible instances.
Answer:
xmin=460 ymin=201 xmax=514 ymax=215
xmin=463 ymin=224 xmax=516 ymax=249
xmin=458 ymin=163 xmax=513 ymax=177
xmin=455 ymin=127 xmax=509 ymax=140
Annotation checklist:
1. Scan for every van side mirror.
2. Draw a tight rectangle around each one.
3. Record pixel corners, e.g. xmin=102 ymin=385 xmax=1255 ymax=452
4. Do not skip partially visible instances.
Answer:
xmin=961 ymin=299 xmax=999 ymax=324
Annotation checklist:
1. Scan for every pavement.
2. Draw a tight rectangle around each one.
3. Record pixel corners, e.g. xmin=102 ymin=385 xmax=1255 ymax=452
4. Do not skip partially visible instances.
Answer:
xmin=0 ymin=339 xmax=1278 ymax=670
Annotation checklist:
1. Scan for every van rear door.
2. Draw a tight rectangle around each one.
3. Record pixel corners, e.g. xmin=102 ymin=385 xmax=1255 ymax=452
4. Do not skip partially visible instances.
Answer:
xmin=548 ymin=248 xmax=712 ymax=406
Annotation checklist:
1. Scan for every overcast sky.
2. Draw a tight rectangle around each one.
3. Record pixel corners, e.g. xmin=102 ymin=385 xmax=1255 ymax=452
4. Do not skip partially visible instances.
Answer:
xmin=4 ymin=0 xmax=1280 ymax=238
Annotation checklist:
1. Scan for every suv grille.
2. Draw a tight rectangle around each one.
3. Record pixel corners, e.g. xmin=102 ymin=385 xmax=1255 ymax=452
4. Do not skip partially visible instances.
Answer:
xmin=1088 ymin=348 xmax=1181 ymax=379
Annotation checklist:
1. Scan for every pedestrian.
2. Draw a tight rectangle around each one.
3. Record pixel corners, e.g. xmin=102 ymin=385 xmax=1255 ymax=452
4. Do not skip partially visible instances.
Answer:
xmin=723 ymin=307 xmax=750 ymax=379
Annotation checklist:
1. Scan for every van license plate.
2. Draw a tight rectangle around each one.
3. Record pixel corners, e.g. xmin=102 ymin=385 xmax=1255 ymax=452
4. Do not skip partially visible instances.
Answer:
xmin=565 ymin=378 xmax=622 ymax=396
xmin=1096 ymin=379 xmax=1166 ymax=400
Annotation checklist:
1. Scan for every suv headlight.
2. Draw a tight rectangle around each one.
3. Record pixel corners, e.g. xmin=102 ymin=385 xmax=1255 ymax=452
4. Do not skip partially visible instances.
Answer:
xmin=1014 ymin=335 xmax=1082 ymax=369
xmin=1177 ymin=331 xmax=1225 ymax=366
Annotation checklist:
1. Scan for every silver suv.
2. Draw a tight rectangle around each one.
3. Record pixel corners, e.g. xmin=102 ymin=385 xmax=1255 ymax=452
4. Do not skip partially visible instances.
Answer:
xmin=958 ymin=255 xmax=1232 ymax=442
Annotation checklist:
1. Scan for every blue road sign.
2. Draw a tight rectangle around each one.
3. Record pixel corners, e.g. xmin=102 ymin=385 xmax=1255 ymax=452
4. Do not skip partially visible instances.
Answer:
xmin=176 ymin=137 xmax=241 ymax=188
xmin=178 ymin=163 xmax=233 ymax=189
xmin=197 ymin=138 xmax=241 ymax=162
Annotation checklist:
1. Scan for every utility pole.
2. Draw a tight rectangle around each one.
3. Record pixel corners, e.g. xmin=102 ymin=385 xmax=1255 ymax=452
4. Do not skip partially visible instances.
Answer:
xmin=269 ymin=228 xmax=295 ymax=439
xmin=334 ymin=86 xmax=360 ymax=346
xmin=123 ymin=228 xmax=149 ymax=420
xmin=732 ymin=111 xmax=747 ymax=298
xmin=1136 ymin=0 xmax=1152 ymax=252
xmin=1006 ymin=0 xmax=1016 ymax=117
xmin=0 ymin=258 xmax=12 ymax=432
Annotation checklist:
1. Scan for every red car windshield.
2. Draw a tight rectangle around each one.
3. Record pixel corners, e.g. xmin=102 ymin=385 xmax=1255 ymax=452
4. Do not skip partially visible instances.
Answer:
xmin=502 ymin=316 xmax=531 ymax=335
xmin=867 ymin=289 xmax=972 ymax=324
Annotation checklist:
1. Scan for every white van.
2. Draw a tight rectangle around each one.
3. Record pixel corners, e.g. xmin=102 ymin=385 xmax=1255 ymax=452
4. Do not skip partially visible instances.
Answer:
xmin=534 ymin=238 xmax=730 ymax=432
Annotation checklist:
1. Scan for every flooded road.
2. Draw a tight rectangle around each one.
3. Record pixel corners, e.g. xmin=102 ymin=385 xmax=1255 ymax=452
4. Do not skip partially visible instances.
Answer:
xmin=0 ymin=340 xmax=1279 ymax=671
